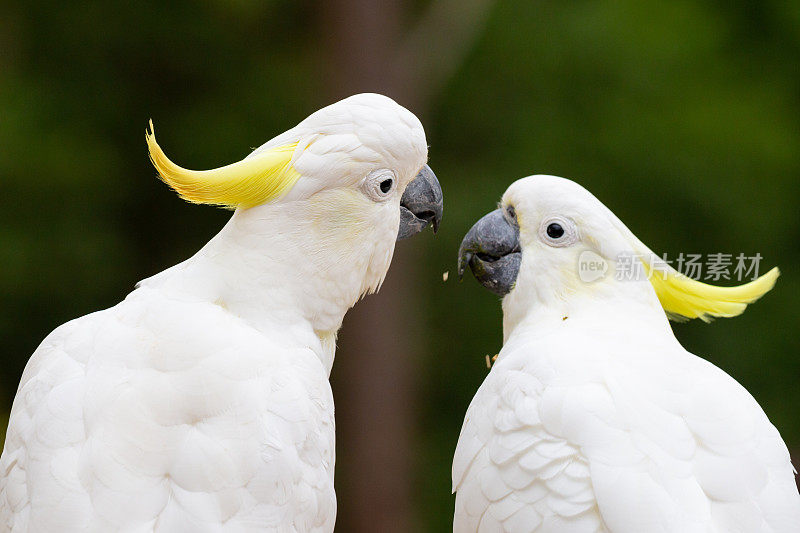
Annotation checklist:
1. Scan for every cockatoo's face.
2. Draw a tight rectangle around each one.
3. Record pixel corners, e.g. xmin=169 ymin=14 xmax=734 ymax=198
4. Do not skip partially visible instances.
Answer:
xmin=147 ymin=93 xmax=442 ymax=313
xmin=459 ymin=174 xmax=778 ymax=333
xmin=458 ymin=175 xmax=628 ymax=301
xmin=240 ymin=93 xmax=443 ymax=299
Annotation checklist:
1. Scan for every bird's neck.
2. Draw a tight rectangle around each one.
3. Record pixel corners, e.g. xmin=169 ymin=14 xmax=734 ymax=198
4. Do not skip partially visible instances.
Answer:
xmin=502 ymin=274 xmax=674 ymax=345
xmin=141 ymin=202 xmax=383 ymax=375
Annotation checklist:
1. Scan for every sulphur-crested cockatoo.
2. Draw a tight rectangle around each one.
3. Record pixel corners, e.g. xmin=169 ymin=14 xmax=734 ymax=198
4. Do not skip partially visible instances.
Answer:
xmin=453 ymin=175 xmax=798 ymax=532
xmin=0 ymin=93 xmax=442 ymax=532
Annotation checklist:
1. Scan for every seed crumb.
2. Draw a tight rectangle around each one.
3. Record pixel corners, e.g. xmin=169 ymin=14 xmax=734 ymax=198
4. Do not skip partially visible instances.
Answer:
xmin=442 ymin=271 xmax=449 ymax=282
xmin=485 ymin=355 xmax=491 ymax=368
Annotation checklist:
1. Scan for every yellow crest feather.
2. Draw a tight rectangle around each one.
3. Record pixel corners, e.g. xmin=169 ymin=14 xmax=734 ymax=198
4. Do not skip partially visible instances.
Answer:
xmin=145 ymin=120 xmax=301 ymax=208
xmin=644 ymin=263 xmax=779 ymax=322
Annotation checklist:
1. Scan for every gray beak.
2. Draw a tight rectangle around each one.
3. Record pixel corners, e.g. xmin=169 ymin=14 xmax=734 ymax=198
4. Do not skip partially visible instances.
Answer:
xmin=457 ymin=209 xmax=521 ymax=296
xmin=398 ymin=164 xmax=443 ymax=240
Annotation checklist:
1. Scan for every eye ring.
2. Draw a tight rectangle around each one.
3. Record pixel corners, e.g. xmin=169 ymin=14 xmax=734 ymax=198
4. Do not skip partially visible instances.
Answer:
xmin=361 ymin=169 xmax=397 ymax=201
xmin=539 ymin=216 xmax=578 ymax=247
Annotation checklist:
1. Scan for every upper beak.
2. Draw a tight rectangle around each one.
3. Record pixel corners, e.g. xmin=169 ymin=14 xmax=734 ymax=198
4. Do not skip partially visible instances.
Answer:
xmin=398 ymin=164 xmax=444 ymax=240
xmin=458 ymin=209 xmax=522 ymax=296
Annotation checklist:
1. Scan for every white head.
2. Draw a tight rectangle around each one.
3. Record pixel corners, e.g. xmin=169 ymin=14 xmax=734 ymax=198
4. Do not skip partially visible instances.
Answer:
xmin=146 ymin=94 xmax=442 ymax=334
xmin=459 ymin=175 xmax=777 ymax=339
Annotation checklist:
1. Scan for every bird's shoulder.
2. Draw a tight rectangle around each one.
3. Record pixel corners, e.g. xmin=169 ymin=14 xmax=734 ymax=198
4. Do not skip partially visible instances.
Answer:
xmin=577 ymin=347 xmax=800 ymax=532
xmin=675 ymin=353 xmax=800 ymax=532
xmin=1 ymin=291 xmax=336 ymax=531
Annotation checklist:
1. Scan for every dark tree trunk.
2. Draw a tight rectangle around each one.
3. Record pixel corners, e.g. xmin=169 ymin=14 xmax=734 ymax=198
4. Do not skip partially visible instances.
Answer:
xmin=320 ymin=1 xmax=422 ymax=532
xmin=319 ymin=1 xmax=493 ymax=529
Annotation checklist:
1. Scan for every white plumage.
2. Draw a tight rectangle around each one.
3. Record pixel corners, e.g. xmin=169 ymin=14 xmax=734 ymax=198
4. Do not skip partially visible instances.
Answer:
xmin=453 ymin=175 xmax=800 ymax=532
xmin=1 ymin=94 xmax=429 ymax=531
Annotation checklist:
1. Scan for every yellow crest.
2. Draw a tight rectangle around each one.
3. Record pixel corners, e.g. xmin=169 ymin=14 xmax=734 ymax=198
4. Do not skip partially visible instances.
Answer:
xmin=644 ymin=262 xmax=779 ymax=322
xmin=146 ymin=120 xmax=301 ymax=209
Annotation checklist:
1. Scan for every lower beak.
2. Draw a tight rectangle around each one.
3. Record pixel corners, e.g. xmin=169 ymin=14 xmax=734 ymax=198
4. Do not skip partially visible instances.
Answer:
xmin=397 ymin=164 xmax=444 ymax=240
xmin=458 ymin=209 xmax=522 ymax=296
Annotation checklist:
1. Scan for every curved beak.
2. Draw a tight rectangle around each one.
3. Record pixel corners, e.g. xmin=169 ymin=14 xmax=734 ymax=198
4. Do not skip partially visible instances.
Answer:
xmin=398 ymin=164 xmax=443 ymax=240
xmin=458 ymin=209 xmax=522 ymax=296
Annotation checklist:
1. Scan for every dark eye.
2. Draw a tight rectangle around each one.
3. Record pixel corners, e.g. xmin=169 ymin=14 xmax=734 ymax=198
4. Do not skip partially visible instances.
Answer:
xmin=380 ymin=179 xmax=393 ymax=194
xmin=546 ymin=222 xmax=564 ymax=239
xmin=506 ymin=205 xmax=516 ymax=221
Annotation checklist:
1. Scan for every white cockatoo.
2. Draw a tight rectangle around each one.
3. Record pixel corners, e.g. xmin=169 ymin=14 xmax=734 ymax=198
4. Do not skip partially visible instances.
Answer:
xmin=453 ymin=175 xmax=798 ymax=532
xmin=0 ymin=93 xmax=442 ymax=532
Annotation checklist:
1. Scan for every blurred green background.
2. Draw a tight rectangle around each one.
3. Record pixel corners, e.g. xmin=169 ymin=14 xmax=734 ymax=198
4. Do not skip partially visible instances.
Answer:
xmin=1 ymin=1 xmax=799 ymax=531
